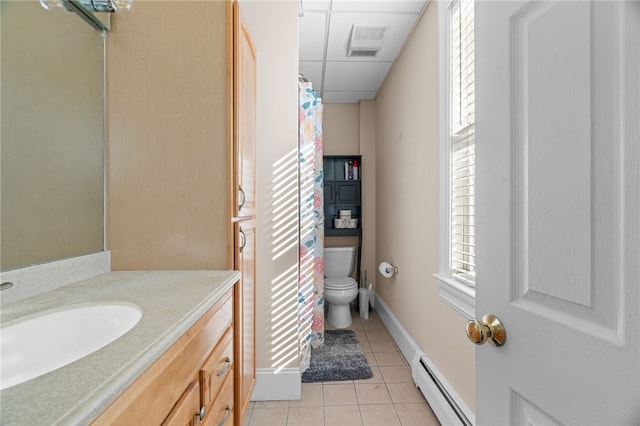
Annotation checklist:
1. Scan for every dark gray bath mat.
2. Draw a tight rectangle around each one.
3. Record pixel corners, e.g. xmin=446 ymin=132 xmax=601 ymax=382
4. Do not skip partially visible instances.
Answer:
xmin=302 ymin=330 xmax=373 ymax=383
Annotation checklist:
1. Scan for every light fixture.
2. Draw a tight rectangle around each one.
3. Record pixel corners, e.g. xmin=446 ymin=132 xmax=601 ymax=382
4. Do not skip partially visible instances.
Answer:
xmin=40 ymin=0 xmax=133 ymax=30
xmin=41 ymin=0 xmax=132 ymax=13
xmin=81 ymin=0 xmax=133 ymax=13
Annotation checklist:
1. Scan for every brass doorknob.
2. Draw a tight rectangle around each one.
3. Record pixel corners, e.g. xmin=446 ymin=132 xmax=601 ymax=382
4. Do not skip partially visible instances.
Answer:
xmin=466 ymin=314 xmax=506 ymax=346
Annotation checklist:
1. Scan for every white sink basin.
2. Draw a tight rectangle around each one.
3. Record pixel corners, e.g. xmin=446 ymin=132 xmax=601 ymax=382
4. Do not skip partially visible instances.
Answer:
xmin=0 ymin=303 xmax=142 ymax=390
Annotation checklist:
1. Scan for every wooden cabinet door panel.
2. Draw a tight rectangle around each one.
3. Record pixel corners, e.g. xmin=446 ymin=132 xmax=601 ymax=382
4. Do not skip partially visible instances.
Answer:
xmin=162 ymin=379 xmax=201 ymax=426
xmin=233 ymin=219 xmax=256 ymax=423
xmin=232 ymin=4 xmax=256 ymax=425
xmin=233 ymin=2 xmax=256 ymax=219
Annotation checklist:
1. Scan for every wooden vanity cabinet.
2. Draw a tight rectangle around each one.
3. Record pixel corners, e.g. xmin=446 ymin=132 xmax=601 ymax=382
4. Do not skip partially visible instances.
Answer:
xmin=91 ymin=289 xmax=235 ymax=426
xmin=107 ymin=1 xmax=256 ymax=424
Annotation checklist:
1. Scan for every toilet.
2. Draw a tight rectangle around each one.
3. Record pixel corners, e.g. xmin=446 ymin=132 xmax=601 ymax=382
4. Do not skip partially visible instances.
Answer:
xmin=324 ymin=247 xmax=359 ymax=329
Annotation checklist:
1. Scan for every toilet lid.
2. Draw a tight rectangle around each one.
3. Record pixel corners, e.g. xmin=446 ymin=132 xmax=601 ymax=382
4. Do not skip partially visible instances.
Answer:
xmin=324 ymin=277 xmax=357 ymax=289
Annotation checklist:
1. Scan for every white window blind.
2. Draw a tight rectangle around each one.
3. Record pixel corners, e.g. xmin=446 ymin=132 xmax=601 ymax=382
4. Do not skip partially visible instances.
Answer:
xmin=450 ymin=0 xmax=475 ymax=285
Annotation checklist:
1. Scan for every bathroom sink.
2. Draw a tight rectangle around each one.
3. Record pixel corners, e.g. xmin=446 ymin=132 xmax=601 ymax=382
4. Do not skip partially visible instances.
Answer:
xmin=0 ymin=303 xmax=142 ymax=390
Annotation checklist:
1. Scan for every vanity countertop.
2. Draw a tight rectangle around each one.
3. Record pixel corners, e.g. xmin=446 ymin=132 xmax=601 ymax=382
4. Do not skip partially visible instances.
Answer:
xmin=0 ymin=270 xmax=240 ymax=425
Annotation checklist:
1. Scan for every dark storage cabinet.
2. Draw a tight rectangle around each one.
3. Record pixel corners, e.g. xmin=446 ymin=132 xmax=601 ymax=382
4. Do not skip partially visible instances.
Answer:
xmin=323 ymin=155 xmax=362 ymax=233
xmin=323 ymin=155 xmax=362 ymax=284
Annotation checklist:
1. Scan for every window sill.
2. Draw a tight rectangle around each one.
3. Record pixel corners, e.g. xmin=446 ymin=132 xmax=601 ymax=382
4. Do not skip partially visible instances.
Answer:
xmin=433 ymin=273 xmax=475 ymax=320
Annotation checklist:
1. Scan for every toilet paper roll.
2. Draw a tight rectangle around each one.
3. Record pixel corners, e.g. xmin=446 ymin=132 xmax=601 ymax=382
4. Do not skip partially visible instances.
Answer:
xmin=379 ymin=261 xmax=395 ymax=278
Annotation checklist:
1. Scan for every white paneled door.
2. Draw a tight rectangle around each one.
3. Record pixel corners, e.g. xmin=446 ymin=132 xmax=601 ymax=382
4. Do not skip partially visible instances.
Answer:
xmin=474 ymin=1 xmax=639 ymax=425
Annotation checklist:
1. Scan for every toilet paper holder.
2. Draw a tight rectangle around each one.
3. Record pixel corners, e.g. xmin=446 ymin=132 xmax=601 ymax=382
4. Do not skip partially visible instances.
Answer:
xmin=379 ymin=261 xmax=398 ymax=278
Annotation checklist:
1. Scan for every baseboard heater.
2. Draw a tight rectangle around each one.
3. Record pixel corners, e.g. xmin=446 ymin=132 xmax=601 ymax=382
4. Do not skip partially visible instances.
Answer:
xmin=374 ymin=294 xmax=474 ymax=425
xmin=412 ymin=357 xmax=473 ymax=426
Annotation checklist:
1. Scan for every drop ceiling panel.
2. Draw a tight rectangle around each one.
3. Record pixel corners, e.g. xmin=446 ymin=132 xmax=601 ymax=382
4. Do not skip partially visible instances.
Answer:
xmin=299 ymin=61 xmax=324 ymax=91
xmin=330 ymin=0 xmax=427 ymax=14
xmin=298 ymin=1 xmax=428 ymax=103
xmin=323 ymin=61 xmax=391 ymax=91
xmin=326 ymin=12 xmax=419 ymax=62
xmin=299 ymin=12 xmax=327 ymax=61
xmin=322 ymin=91 xmax=377 ymax=104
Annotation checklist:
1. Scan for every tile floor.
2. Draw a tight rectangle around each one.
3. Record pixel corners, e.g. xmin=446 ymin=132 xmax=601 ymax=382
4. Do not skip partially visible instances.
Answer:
xmin=244 ymin=307 xmax=441 ymax=426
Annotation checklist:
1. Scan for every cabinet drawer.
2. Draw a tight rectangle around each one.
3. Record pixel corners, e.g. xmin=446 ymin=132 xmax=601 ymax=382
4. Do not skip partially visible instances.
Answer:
xmin=202 ymin=373 xmax=234 ymax=426
xmin=200 ymin=327 xmax=234 ymax=408
xmin=162 ymin=379 xmax=201 ymax=426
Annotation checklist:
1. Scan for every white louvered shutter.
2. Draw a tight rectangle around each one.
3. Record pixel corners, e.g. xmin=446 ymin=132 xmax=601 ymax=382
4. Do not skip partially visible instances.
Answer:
xmin=450 ymin=0 xmax=475 ymax=285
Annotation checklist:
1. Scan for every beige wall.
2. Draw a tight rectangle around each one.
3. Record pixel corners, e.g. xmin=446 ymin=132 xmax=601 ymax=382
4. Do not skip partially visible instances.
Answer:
xmin=359 ymin=101 xmax=376 ymax=287
xmin=240 ymin=1 xmax=300 ymax=371
xmin=323 ymin=104 xmax=360 ymax=154
xmin=107 ymin=1 xmax=230 ymax=270
xmin=374 ymin=2 xmax=476 ymax=412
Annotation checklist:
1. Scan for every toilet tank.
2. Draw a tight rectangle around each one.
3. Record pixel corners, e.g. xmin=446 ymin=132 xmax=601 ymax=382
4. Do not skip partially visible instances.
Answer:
xmin=324 ymin=247 xmax=355 ymax=277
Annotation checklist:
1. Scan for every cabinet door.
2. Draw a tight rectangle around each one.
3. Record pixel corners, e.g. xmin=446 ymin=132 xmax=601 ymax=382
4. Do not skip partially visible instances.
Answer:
xmin=335 ymin=181 xmax=361 ymax=204
xmin=324 ymin=181 xmax=335 ymax=204
xmin=234 ymin=219 xmax=256 ymax=424
xmin=233 ymin=2 xmax=256 ymax=219
xmin=162 ymin=379 xmax=202 ymax=426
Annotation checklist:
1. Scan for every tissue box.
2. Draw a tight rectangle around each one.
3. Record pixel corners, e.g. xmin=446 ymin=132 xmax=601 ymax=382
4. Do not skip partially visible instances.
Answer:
xmin=334 ymin=218 xmax=358 ymax=228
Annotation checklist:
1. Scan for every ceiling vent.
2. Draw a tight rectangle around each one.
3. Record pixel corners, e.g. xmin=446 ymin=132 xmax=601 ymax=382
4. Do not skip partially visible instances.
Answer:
xmin=347 ymin=24 xmax=388 ymax=57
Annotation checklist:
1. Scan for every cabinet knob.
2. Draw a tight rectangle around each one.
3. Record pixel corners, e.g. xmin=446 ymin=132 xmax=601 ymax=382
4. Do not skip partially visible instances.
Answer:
xmin=198 ymin=406 xmax=206 ymax=421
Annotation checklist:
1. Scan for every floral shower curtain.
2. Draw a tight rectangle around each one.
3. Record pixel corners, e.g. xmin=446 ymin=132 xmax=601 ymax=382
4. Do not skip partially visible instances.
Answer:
xmin=298 ymin=78 xmax=324 ymax=372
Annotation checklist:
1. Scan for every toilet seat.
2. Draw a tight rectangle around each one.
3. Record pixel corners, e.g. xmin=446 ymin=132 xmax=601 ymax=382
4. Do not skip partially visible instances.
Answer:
xmin=324 ymin=277 xmax=357 ymax=289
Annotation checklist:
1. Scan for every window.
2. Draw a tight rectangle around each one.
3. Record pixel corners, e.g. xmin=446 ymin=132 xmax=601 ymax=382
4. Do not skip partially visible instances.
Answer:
xmin=435 ymin=0 xmax=475 ymax=318
xmin=450 ymin=0 xmax=475 ymax=285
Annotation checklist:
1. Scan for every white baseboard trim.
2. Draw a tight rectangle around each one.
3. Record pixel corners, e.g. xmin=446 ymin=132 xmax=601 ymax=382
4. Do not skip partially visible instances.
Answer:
xmin=374 ymin=294 xmax=424 ymax=364
xmin=251 ymin=368 xmax=301 ymax=401
xmin=374 ymin=293 xmax=475 ymax=426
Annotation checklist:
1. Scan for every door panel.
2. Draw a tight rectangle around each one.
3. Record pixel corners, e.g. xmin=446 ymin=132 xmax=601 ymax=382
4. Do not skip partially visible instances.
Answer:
xmin=233 ymin=219 xmax=255 ymax=423
xmin=475 ymin=1 xmax=639 ymax=424
xmin=232 ymin=4 xmax=256 ymax=424
xmin=234 ymin=2 xmax=256 ymax=219
xmin=511 ymin=1 xmax=624 ymax=339
xmin=335 ymin=181 xmax=361 ymax=204
xmin=324 ymin=181 xmax=335 ymax=204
